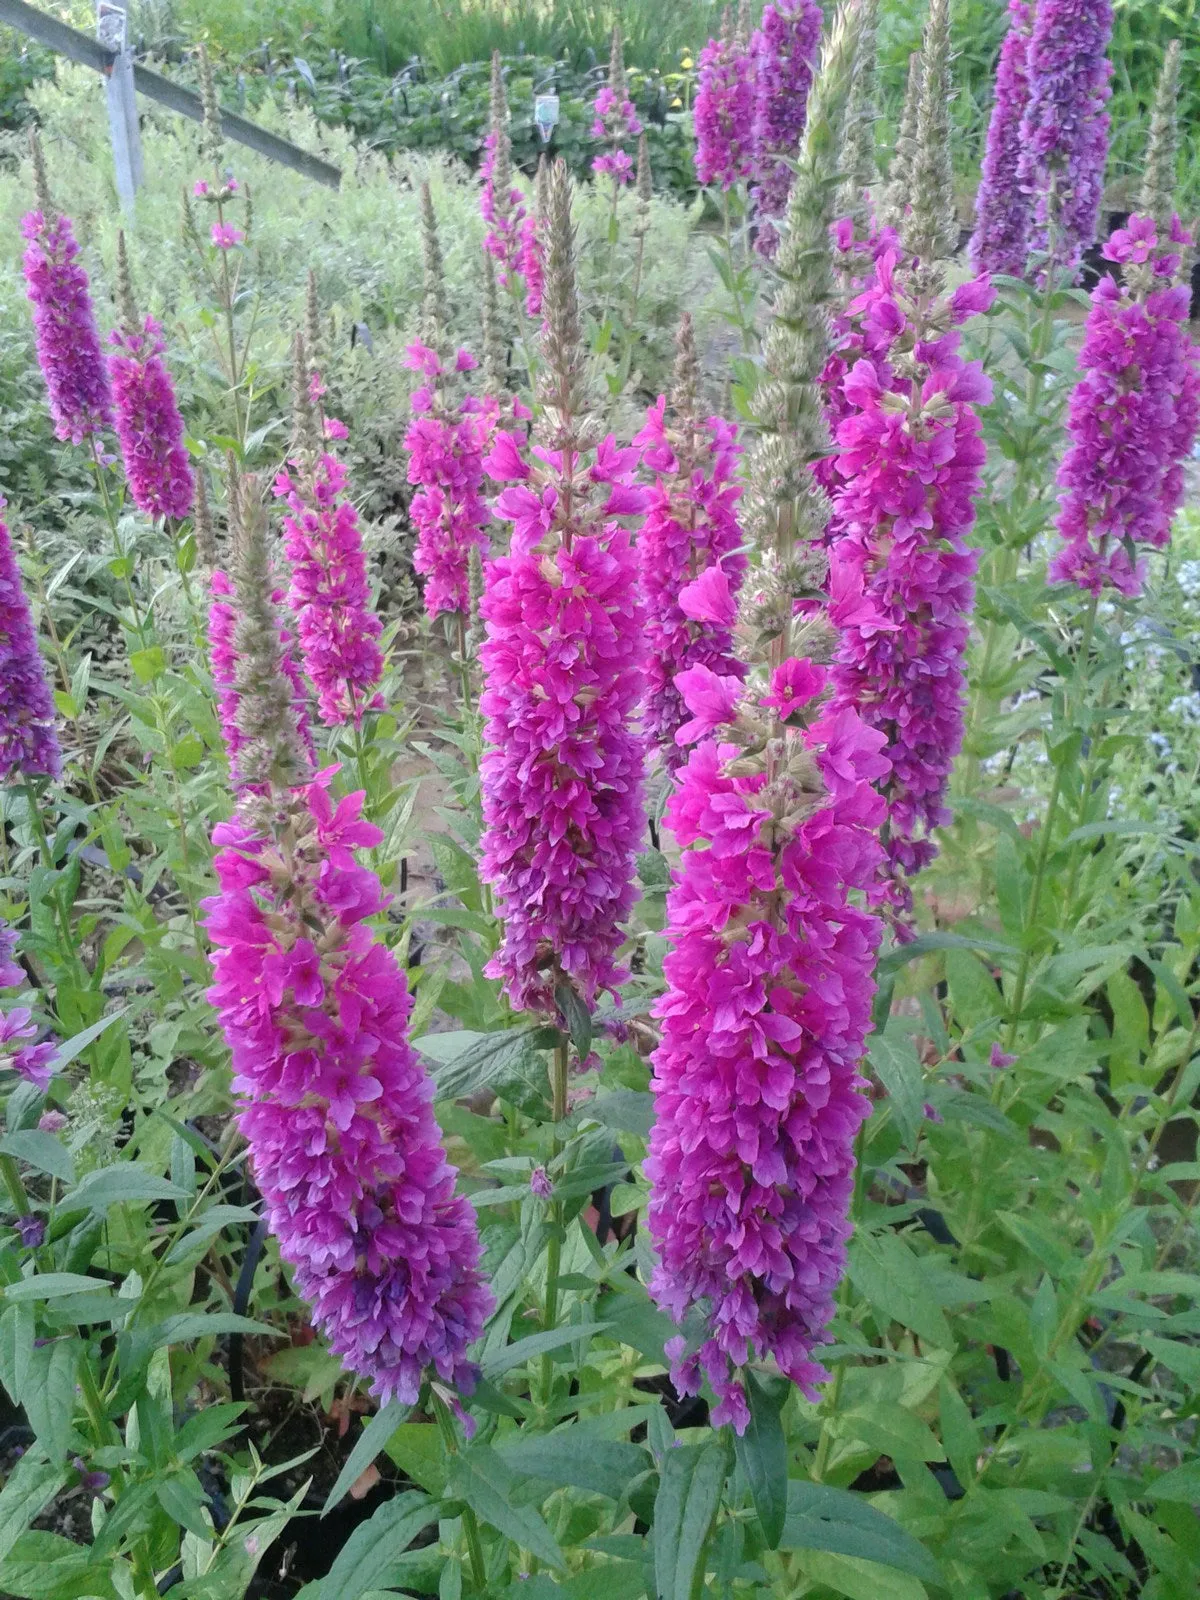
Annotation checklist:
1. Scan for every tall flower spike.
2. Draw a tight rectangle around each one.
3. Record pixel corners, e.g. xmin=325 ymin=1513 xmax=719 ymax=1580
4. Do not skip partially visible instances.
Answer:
xmin=882 ymin=51 xmax=922 ymax=232
xmin=1139 ymin=41 xmax=1181 ymax=247
xmin=693 ymin=13 xmax=758 ymax=191
xmin=481 ymin=252 xmax=506 ymax=397
xmin=1016 ymin=0 xmax=1113 ymax=280
xmin=634 ymin=134 xmax=653 ymax=235
xmin=742 ymin=0 xmax=861 ymax=642
xmin=592 ymin=25 xmax=643 ymax=185
xmin=274 ymin=376 xmax=384 ymax=725
xmin=304 ymin=268 xmax=324 ymax=372
xmin=222 ymin=468 xmax=313 ymax=792
xmin=203 ymin=767 xmax=491 ymax=1411
xmin=478 ymin=160 xmax=648 ymax=1017
xmin=0 ymin=504 xmax=61 ymax=783
xmin=481 ymin=52 xmax=526 ymax=283
xmin=198 ymin=44 xmax=223 ymax=169
xmin=635 ymin=313 xmax=748 ymax=771
xmin=107 ymin=232 xmax=195 ymax=523
xmin=21 ymin=135 xmax=112 ymax=448
xmin=290 ymin=331 xmax=320 ymax=456
xmin=1048 ymin=213 xmax=1200 ymax=596
xmin=968 ymin=0 xmax=1034 ymax=277
xmin=903 ymin=0 xmax=957 ymax=264
xmin=419 ymin=182 xmax=445 ymax=351
xmin=749 ymin=0 xmax=824 ymax=257
xmin=835 ymin=0 xmax=880 ymax=234
xmin=194 ymin=469 xmax=219 ymax=566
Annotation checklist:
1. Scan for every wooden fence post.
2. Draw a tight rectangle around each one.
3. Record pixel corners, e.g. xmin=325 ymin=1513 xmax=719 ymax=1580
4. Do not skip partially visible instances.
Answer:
xmin=96 ymin=1 xmax=142 ymax=210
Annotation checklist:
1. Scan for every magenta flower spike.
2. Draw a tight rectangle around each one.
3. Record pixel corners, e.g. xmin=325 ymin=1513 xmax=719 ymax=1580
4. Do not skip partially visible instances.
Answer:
xmin=592 ymin=28 xmax=643 ymax=185
xmin=478 ymin=161 xmax=648 ymax=1019
xmin=646 ymin=664 xmax=889 ymax=1432
xmin=481 ymin=53 xmax=527 ymax=285
xmin=203 ymin=769 xmax=492 ymax=1410
xmin=0 ymin=509 xmax=61 ymax=784
xmin=1048 ymin=215 xmax=1200 ymax=596
xmin=404 ymin=341 xmax=495 ymax=621
xmin=969 ymin=0 xmax=1034 ymax=277
xmin=750 ymin=0 xmax=823 ymax=256
xmin=634 ymin=317 xmax=747 ymax=772
xmin=827 ymin=251 xmax=994 ymax=922
xmin=108 ymin=316 xmax=195 ymax=522
xmin=21 ymin=208 xmax=112 ymax=447
xmin=1016 ymin=0 xmax=1113 ymax=278
xmin=693 ymin=28 xmax=757 ymax=191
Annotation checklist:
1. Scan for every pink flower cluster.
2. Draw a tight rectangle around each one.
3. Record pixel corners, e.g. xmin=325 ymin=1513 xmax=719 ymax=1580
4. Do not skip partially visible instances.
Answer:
xmin=827 ymin=252 xmax=994 ymax=919
xmin=693 ymin=32 xmax=757 ymax=190
xmin=404 ymin=341 xmax=496 ymax=620
xmin=478 ymin=431 xmax=648 ymax=1015
xmin=274 ymin=448 xmax=384 ymax=726
xmin=633 ymin=396 xmax=747 ymax=770
xmin=203 ymin=770 xmax=492 ymax=1409
xmin=107 ymin=316 xmax=195 ymax=522
xmin=592 ymin=84 xmax=643 ymax=185
xmin=1048 ymin=215 xmax=1200 ymax=596
xmin=207 ymin=569 xmax=315 ymax=788
xmin=21 ymin=210 xmax=112 ymax=446
xmin=750 ymin=0 xmax=823 ymax=256
xmin=519 ymin=213 xmax=545 ymax=319
xmin=647 ymin=663 xmax=888 ymax=1432
xmin=0 ymin=920 xmax=59 ymax=1092
xmin=0 ymin=510 xmax=61 ymax=784
xmin=481 ymin=131 xmax=527 ymax=284
xmin=969 ymin=0 xmax=1034 ymax=277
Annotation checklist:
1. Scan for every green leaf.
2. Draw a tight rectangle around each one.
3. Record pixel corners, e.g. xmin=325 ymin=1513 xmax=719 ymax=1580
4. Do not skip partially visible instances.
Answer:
xmin=137 ymin=1312 xmax=275 ymax=1351
xmin=154 ymin=1472 xmax=213 ymax=1540
xmin=654 ymin=1439 xmax=727 ymax=1600
xmin=24 ymin=1337 xmax=80 ymax=1461
xmin=734 ymin=1369 xmax=789 ymax=1548
xmin=0 ymin=1530 xmax=119 ymax=1600
xmin=797 ymin=1551 xmax=927 ymax=1600
xmin=0 ymin=1132 xmax=74 ymax=1185
xmin=447 ymin=1447 xmax=565 ymax=1571
xmin=384 ymin=1423 xmax=448 ymax=1497
xmin=847 ymin=1232 xmax=954 ymax=1348
xmin=1146 ymin=1460 xmax=1200 ymax=1502
xmin=416 ymin=1027 xmax=546 ymax=1110
xmin=129 ymin=645 xmax=167 ymax=683
xmin=588 ymin=1090 xmax=655 ymax=1138
xmin=3 ymin=1273 xmax=111 ymax=1301
xmin=66 ymin=1166 xmax=189 ymax=1214
xmin=164 ymin=1203 xmax=261 ymax=1265
xmin=554 ymin=980 xmax=593 ymax=1059
xmin=868 ymin=1033 xmax=925 ymax=1149
xmin=0 ymin=1452 xmax=66 ymax=1566
xmin=324 ymin=1401 xmax=409 ymax=1515
xmin=495 ymin=1428 xmax=647 ymax=1501
xmin=481 ymin=1321 xmax=611 ymax=1379
xmin=319 ymin=1492 xmax=439 ymax=1600
xmin=46 ymin=1010 xmax=125 ymax=1075
xmin=0 ymin=1303 xmax=34 ymax=1398
xmin=781 ymin=1482 xmax=942 ymax=1584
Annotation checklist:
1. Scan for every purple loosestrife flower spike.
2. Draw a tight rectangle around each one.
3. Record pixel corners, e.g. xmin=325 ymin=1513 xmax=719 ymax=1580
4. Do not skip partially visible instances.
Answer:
xmin=1048 ymin=215 xmax=1200 ymax=596
xmin=592 ymin=26 xmax=643 ymax=185
xmin=218 ymin=467 xmax=314 ymax=793
xmin=478 ymin=160 xmax=649 ymax=1018
xmin=203 ymin=767 xmax=491 ymax=1413
xmin=481 ymin=53 xmax=526 ymax=284
xmin=749 ymin=0 xmax=824 ymax=257
xmin=21 ymin=134 xmax=112 ymax=447
xmin=693 ymin=13 xmax=757 ymax=191
xmin=882 ymin=52 xmax=922 ymax=234
xmin=0 ymin=1005 xmax=60 ymax=1092
xmin=1017 ymin=0 xmax=1113 ymax=280
xmin=647 ymin=668 xmax=889 ymax=1432
xmin=275 ymin=337 xmax=384 ymax=727
xmin=634 ymin=314 xmax=747 ymax=772
xmin=969 ymin=0 xmax=1034 ymax=277
xmin=828 ymin=252 xmax=995 ymax=923
xmin=107 ymin=233 xmax=195 ymax=523
xmin=0 ymin=507 xmax=61 ymax=783
xmin=835 ymin=0 xmax=880 ymax=235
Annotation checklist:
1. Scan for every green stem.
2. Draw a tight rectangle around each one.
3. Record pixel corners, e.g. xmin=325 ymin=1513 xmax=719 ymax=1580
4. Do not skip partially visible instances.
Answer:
xmin=539 ymin=1040 xmax=570 ymax=1412
xmin=433 ymin=1393 xmax=487 ymax=1591
xmin=0 ymin=1155 xmax=28 ymax=1216
xmin=90 ymin=450 xmax=151 ymax=650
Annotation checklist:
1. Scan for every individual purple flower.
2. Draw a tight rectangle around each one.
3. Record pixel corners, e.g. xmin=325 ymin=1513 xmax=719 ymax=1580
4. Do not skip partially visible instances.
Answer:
xmin=0 ymin=923 xmax=23 ymax=990
xmin=969 ymin=0 xmax=1034 ymax=277
xmin=13 ymin=1215 xmax=44 ymax=1249
xmin=0 ymin=511 xmax=61 ymax=783
xmin=210 ymin=222 xmax=244 ymax=250
xmin=529 ymin=1165 xmax=552 ymax=1199
xmin=1016 ymin=0 xmax=1113 ymax=278
xmin=20 ymin=209 xmax=112 ymax=446
xmin=633 ymin=349 xmax=747 ymax=772
xmin=107 ymin=317 xmax=194 ymax=522
xmin=71 ymin=1458 xmax=110 ymax=1496
xmin=693 ymin=30 xmax=757 ymax=190
xmin=208 ymin=568 xmax=314 ymax=787
xmin=828 ymin=250 xmax=994 ymax=923
xmin=479 ymin=430 xmax=649 ymax=1015
xmin=0 ymin=1007 xmax=59 ymax=1092
xmin=989 ymin=1043 xmax=1016 ymax=1069
xmin=647 ymin=664 xmax=889 ymax=1432
xmin=404 ymin=341 xmax=496 ymax=620
xmin=750 ymin=0 xmax=823 ymax=256
xmin=204 ymin=769 xmax=491 ymax=1411
xmin=274 ymin=445 xmax=384 ymax=726
xmin=1048 ymin=215 xmax=1200 ymax=596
